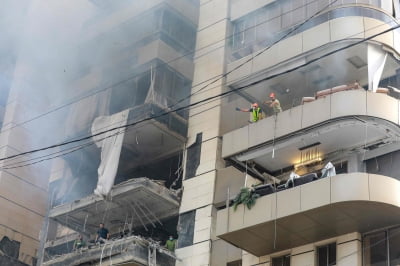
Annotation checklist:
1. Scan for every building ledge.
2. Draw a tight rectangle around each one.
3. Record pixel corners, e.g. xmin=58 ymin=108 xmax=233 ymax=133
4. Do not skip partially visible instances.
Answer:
xmin=216 ymin=173 xmax=400 ymax=256
xmin=43 ymin=235 xmax=175 ymax=266
xmin=49 ymin=178 xmax=180 ymax=234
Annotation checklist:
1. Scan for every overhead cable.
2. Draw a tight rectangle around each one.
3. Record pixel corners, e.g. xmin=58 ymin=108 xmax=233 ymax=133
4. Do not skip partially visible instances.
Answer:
xmin=1 ymin=23 xmax=399 ymax=169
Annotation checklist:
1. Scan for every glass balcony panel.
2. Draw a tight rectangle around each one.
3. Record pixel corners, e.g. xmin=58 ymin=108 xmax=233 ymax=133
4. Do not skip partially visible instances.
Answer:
xmin=231 ymin=5 xmax=397 ymax=60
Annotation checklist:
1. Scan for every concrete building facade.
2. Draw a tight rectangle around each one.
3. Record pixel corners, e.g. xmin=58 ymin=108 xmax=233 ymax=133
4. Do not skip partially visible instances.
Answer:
xmin=0 ymin=1 xmax=53 ymax=265
xmin=177 ymin=0 xmax=400 ymax=266
xmin=41 ymin=0 xmax=199 ymax=265
xmin=2 ymin=0 xmax=400 ymax=265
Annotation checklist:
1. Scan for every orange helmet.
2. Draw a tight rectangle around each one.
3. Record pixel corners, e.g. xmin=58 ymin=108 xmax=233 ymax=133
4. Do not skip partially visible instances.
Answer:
xmin=252 ymin=103 xmax=258 ymax=108
xmin=269 ymin=92 xmax=275 ymax=98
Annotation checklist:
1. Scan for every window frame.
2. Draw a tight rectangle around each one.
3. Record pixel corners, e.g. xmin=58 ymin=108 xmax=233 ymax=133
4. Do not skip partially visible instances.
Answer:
xmin=271 ymin=254 xmax=291 ymax=266
xmin=229 ymin=0 xmax=389 ymax=60
xmin=316 ymin=242 xmax=337 ymax=266
xmin=363 ymin=226 xmax=400 ymax=266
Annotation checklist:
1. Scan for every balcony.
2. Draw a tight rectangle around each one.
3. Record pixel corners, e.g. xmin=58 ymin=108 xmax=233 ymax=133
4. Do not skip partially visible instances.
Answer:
xmin=49 ymin=178 xmax=180 ymax=235
xmin=117 ymin=102 xmax=187 ymax=171
xmin=43 ymin=235 xmax=176 ymax=266
xmin=229 ymin=5 xmax=400 ymax=63
xmin=222 ymin=90 xmax=400 ymax=175
xmin=216 ymin=173 xmax=400 ymax=256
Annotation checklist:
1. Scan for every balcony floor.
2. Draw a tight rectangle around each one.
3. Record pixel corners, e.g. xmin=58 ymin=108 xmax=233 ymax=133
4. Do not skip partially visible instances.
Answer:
xmin=43 ymin=235 xmax=175 ymax=266
xmin=216 ymin=173 xmax=400 ymax=256
xmin=49 ymin=178 xmax=180 ymax=234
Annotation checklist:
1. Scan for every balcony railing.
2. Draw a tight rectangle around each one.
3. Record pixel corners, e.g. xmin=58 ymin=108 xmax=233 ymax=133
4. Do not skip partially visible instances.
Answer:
xmin=216 ymin=173 xmax=400 ymax=256
xmin=231 ymin=5 xmax=399 ymax=60
xmin=43 ymin=235 xmax=176 ymax=266
xmin=222 ymin=89 xmax=400 ymax=159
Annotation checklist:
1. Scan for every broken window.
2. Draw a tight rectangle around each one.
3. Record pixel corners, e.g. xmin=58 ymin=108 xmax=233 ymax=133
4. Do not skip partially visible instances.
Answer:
xmin=108 ymin=71 xmax=151 ymax=114
xmin=176 ymin=210 xmax=195 ymax=248
xmin=109 ymin=79 xmax=137 ymax=114
xmin=185 ymin=133 xmax=202 ymax=179
xmin=155 ymin=65 xmax=190 ymax=104
xmin=161 ymin=9 xmax=196 ymax=52
xmin=0 ymin=236 xmax=20 ymax=259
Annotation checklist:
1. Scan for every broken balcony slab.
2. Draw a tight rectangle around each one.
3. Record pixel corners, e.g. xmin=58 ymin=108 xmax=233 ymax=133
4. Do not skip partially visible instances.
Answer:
xmin=49 ymin=178 xmax=180 ymax=234
xmin=43 ymin=235 xmax=175 ymax=266
xmin=120 ymin=103 xmax=187 ymax=169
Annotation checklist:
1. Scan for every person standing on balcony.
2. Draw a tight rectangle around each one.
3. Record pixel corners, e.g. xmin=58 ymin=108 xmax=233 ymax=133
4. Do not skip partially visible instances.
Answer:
xmin=165 ymin=235 xmax=177 ymax=252
xmin=235 ymin=103 xmax=263 ymax=122
xmin=265 ymin=92 xmax=282 ymax=114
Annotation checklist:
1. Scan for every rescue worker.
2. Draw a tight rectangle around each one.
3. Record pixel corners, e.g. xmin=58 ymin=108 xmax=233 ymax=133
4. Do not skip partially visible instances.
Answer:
xmin=235 ymin=103 xmax=262 ymax=122
xmin=265 ymin=92 xmax=282 ymax=113
xmin=165 ymin=235 xmax=177 ymax=252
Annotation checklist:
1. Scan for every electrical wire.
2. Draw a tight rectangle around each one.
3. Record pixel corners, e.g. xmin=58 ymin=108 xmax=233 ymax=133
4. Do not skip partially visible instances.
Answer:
xmin=0 ymin=0 xmax=332 ymax=168
xmin=166 ymin=0 xmax=342 ymax=112
xmin=0 ymin=0 xmax=340 ymax=163
xmin=1 ymin=3 xmax=398 ymax=168
xmin=1 ymin=23 xmax=399 ymax=169
xmin=178 ymin=17 xmax=400 ymax=120
xmin=1 ymin=107 xmax=157 ymax=168
xmin=0 ymin=0 xmax=334 ymax=139
xmin=4 ymin=2 xmax=394 ymax=172
xmin=249 ymin=224 xmax=400 ymax=266
xmin=7 ymin=15 xmax=400 ymax=175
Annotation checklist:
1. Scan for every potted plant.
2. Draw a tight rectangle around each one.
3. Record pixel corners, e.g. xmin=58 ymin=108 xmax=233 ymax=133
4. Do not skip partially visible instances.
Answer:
xmin=232 ymin=187 xmax=260 ymax=211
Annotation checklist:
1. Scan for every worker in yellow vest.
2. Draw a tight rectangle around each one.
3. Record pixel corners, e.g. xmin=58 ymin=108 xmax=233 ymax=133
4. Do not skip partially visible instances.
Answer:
xmin=236 ymin=103 xmax=262 ymax=122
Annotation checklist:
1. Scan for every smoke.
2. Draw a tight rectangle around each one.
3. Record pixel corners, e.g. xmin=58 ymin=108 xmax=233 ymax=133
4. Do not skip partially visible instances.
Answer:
xmin=0 ymin=0 xmax=200 ymax=212
xmin=0 ymin=1 xmax=129 ymax=205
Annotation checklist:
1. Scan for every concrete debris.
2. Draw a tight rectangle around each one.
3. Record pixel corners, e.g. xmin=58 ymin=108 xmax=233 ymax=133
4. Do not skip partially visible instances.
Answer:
xmin=43 ymin=235 xmax=176 ymax=266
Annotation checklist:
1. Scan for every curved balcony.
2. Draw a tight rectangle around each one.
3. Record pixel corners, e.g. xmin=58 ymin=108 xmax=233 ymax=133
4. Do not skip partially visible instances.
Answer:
xmin=227 ymin=5 xmax=400 ymax=86
xmin=222 ymin=90 xmax=400 ymax=173
xmin=216 ymin=173 xmax=400 ymax=256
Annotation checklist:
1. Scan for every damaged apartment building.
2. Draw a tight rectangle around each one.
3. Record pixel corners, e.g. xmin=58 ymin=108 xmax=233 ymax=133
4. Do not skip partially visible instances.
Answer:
xmin=41 ymin=0 xmax=198 ymax=265
xmin=2 ymin=0 xmax=400 ymax=266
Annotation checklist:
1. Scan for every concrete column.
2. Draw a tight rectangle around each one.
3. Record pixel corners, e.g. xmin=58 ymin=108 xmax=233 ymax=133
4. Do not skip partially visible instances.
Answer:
xmin=347 ymin=154 xmax=364 ymax=173
xmin=176 ymin=0 xmax=231 ymax=265
xmin=291 ymin=244 xmax=315 ymax=266
xmin=381 ymin=0 xmax=394 ymax=15
xmin=337 ymin=233 xmax=362 ymax=266
xmin=242 ymin=251 xmax=269 ymax=266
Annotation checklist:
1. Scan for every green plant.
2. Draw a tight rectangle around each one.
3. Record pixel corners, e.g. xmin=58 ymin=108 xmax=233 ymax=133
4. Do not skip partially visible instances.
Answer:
xmin=232 ymin=187 xmax=260 ymax=211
